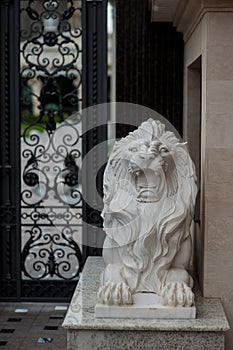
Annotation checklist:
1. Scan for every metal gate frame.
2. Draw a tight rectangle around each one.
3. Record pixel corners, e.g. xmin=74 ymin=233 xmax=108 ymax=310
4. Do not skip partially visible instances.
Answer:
xmin=0 ymin=0 xmax=107 ymax=301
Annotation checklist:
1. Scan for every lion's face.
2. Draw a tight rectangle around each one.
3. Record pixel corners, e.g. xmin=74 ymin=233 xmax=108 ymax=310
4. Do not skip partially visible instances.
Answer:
xmin=126 ymin=139 xmax=169 ymax=174
xmin=124 ymin=139 xmax=169 ymax=202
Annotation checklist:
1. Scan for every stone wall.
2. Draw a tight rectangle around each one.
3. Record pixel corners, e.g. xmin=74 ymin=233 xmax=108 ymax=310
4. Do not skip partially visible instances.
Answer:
xmin=176 ymin=1 xmax=233 ymax=348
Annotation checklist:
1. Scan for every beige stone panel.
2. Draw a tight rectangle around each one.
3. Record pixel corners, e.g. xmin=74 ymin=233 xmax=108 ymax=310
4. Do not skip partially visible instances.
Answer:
xmin=207 ymin=12 xmax=233 ymax=47
xmin=205 ymin=81 xmax=233 ymax=146
xmin=206 ymin=114 xmax=233 ymax=149
xmin=205 ymin=217 xmax=233 ymax=252
xmin=205 ymin=182 xmax=233 ymax=217
xmin=206 ymin=79 xmax=233 ymax=147
xmin=204 ymin=250 xmax=233 ymax=297
xmin=206 ymin=149 xmax=233 ymax=184
xmin=207 ymin=45 xmax=233 ymax=80
xmin=206 ymin=80 xmax=233 ymax=104
xmin=207 ymin=99 xmax=233 ymax=116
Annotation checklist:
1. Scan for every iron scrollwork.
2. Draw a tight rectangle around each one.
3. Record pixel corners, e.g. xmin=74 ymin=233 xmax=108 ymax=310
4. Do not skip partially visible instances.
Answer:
xmin=22 ymin=226 xmax=82 ymax=280
xmin=20 ymin=0 xmax=83 ymax=281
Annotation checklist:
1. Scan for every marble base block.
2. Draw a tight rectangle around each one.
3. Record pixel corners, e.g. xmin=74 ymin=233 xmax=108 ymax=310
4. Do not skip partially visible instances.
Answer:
xmin=95 ymin=293 xmax=196 ymax=319
xmin=63 ymin=257 xmax=230 ymax=350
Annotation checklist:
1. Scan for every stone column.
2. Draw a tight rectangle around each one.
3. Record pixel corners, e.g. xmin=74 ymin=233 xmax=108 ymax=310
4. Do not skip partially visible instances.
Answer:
xmin=175 ymin=1 xmax=233 ymax=348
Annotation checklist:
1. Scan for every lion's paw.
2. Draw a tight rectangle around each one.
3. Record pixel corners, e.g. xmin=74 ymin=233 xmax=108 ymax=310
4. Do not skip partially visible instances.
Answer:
xmin=161 ymin=282 xmax=194 ymax=307
xmin=97 ymin=282 xmax=133 ymax=306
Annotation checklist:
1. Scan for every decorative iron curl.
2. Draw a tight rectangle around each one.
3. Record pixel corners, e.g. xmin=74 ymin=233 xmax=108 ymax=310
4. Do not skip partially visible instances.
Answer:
xmin=21 ymin=1 xmax=82 ymax=77
xmin=21 ymin=226 xmax=82 ymax=280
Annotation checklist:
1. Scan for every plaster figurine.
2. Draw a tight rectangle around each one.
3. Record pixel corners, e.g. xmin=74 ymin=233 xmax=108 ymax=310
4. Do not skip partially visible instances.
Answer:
xmin=97 ymin=119 xmax=197 ymax=307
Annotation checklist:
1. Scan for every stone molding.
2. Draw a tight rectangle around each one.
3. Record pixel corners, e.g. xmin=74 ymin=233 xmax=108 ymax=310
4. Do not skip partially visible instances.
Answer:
xmin=174 ymin=0 xmax=233 ymax=41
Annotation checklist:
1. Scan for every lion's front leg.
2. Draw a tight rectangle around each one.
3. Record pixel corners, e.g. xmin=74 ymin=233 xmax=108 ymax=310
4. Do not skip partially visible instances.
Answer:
xmin=97 ymin=263 xmax=133 ymax=306
xmin=161 ymin=236 xmax=194 ymax=307
xmin=161 ymin=268 xmax=194 ymax=307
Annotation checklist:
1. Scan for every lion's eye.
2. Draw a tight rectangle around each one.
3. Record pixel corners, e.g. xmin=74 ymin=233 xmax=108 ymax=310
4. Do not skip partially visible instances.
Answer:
xmin=129 ymin=147 xmax=138 ymax=152
xmin=159 ymin=146 xmax=168 ymax=153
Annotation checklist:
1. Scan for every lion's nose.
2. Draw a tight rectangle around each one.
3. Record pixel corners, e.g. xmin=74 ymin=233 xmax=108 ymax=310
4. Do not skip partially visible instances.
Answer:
xmin=139 ymin=153 xmax=154 ymax=160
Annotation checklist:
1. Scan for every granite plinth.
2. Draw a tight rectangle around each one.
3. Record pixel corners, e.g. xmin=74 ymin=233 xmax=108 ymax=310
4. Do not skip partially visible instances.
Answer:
xmin=63 ymin=257 xmax=230 ymax=350
xmin=95 ymin=292 xmax=196 ymax=319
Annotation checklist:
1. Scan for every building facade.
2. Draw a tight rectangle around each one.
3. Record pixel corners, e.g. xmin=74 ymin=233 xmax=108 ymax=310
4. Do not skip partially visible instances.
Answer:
xmin=116 ymin=0 xmax=233 ymax=348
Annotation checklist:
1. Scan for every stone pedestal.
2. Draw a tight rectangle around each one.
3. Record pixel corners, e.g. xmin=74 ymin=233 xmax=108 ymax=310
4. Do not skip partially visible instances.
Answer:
xmin=62 ymin=257 xmax=229 ymax=350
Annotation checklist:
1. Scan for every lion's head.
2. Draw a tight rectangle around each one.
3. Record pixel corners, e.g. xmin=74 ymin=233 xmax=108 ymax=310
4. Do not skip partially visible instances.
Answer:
xmin=102 ymin=119 xmax=197 ymax=286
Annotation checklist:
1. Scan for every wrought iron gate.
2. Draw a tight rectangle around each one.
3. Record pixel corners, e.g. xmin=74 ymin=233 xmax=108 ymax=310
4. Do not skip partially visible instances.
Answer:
xmin=0 ymin=0 xmax=107 ymax=301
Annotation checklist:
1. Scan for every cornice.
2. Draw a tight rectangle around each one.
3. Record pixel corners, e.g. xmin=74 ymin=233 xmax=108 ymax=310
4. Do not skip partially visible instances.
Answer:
xmin=174 ymin=0 xmax=233 ymax=42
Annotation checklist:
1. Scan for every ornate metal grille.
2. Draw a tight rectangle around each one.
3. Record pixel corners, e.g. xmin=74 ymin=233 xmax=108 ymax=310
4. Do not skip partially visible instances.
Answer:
xmin=20 ymin=0 xmax=83 ymax=281
xmin=0 ymin=0 xmax=107 ymax=300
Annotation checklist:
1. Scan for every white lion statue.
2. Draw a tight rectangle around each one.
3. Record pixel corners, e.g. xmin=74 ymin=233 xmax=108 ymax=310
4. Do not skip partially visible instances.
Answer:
xmin=97 ymin=119 xmax=197 ymax=307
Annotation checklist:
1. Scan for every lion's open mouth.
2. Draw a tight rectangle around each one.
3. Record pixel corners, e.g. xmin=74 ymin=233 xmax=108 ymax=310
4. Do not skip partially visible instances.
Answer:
xmin=128 ymin=165 xmax=164 ymax=203
xmin=127 ymin=163 xmax=141 ymax=176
